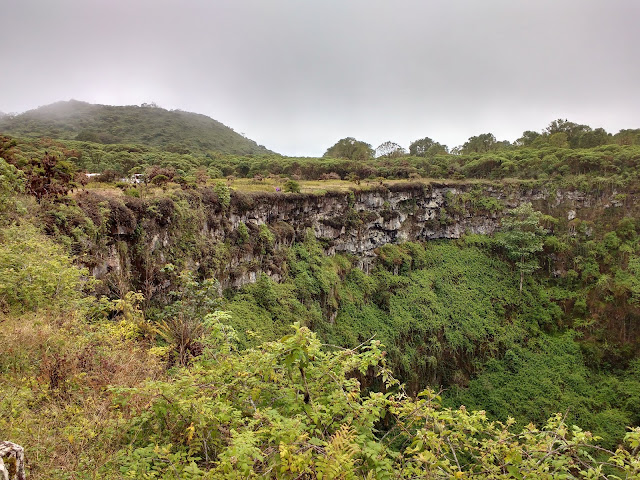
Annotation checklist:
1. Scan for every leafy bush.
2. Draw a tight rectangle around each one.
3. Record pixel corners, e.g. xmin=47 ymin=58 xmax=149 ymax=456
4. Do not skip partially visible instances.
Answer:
xmin=114 ymin=323 xmax=640 ymax=478
xmin=0 ymin=157 xmax=24 ymax=220
xmin=124 ymin=187 xmax=140 ymax=198
xmin=151 ymin=174 xmax=169 ymax=186
xmin=0 ymin=223 xmax=90 ymax=311
xmin=236 ymin=221 xmax=249 ymax=244
xmin=258 ymin=225 xmax=275 ymax=253
xmin=154 ymin=273 xmax=222 ymax=366
xmin=214 ymin=181 xmax=231 ymax=209
xmin=284 ymin=179 xmax=301 ymax=193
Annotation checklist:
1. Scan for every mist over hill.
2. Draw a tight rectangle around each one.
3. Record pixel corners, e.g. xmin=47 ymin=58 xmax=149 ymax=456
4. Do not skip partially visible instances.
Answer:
xmin=0 ymin=100 xmax=273 ymax=155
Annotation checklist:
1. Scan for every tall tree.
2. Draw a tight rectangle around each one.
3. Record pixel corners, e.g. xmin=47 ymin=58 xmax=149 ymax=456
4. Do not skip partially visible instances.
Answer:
xmin=497 ymin=203 xmax=548 ymax=292
xmin=575 ymin=127 xmax=611 ymax=148
xmin=460 ymin=133 xmax=501 ymax=154
xmin=375 ymin=141 xmax=406 ymax=158
xmin=515 ymin=130 xmax=541 ymax=147
xmin=409 ymin=137 xmax=448 ymax=156
xmin=323 ymin=137 xmax=374 ymax=161
xmin=545 ymin=119 xmax=592 ymax=148
xmin=614 ymin=128 xmax=640 ymax=146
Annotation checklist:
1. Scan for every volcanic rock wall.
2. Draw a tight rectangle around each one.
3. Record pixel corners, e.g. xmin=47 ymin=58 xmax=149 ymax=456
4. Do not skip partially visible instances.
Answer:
xmin=82 ymin=181 xmax=626 ymax=296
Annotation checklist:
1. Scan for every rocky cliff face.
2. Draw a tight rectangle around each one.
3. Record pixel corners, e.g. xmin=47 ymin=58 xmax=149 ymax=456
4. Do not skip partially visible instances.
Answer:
xmin=228 ymin=184 xmax=501 ymax=265
xmin=80 ymin=181 xmax=627 ymax=297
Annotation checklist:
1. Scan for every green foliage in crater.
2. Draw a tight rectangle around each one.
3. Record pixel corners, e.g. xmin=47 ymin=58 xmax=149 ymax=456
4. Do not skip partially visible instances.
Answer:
xmin=0 ymin=222 xmax=91 ymax=312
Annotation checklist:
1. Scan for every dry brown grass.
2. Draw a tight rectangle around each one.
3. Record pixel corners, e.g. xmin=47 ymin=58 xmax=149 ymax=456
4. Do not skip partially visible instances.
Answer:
xmin=78 ymin=176 xmax=533 ymax=198
xmin=0 ymin=310 xmax=162 ymax=479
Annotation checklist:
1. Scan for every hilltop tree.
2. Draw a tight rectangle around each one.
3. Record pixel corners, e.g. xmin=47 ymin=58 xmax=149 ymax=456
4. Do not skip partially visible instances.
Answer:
xmin=545 ymin=118 xmax=590 ymax=138
xmin=497 ymin=203 xmax=548 ymax=292
xmin=460 ymin=133 xmax=505 ymax=154
xmin=575 ymin=127 xmax=611 ymax=148
xmin=614 ymin=128 xmax=640 ymax=146
xmin=545 ymin=119 xmax=593 ymax=148
xmin=375 ymin=141 xmax=406 ymax=158
xmin=515 ymin=130 xmax=541 ymax=147
xmin=548 ymin=132 xmax=569 ymax=148
xmin=323 ymin=137 xmax=374 ymax=161
xmin=409 ymin=136 xmax=448 ymax=157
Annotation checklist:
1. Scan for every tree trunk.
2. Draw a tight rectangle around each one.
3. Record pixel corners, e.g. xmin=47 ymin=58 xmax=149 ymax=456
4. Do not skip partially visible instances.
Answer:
xmin=519 ymin=255 xmax=524 ymax=293
xmin=520 ymin=271 xmax=524 ymax=293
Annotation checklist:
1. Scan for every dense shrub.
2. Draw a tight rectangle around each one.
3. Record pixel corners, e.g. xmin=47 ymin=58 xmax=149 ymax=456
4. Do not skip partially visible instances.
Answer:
xmin=0 ymin=223 xmax=90 ymax=311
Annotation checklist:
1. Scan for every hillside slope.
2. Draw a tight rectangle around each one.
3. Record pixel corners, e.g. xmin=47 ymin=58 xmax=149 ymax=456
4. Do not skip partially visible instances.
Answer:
xmin=0 ymin=100 xmax=273 ymax=155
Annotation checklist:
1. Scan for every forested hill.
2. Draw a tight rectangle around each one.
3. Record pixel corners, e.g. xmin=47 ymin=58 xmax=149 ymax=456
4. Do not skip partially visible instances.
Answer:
xmin=0 ymin=100 xmax=273 ymax=155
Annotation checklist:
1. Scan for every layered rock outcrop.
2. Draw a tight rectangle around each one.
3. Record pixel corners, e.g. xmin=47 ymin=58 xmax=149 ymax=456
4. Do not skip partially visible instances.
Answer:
xmin=80 ymin=181 xmax=629 ymax=295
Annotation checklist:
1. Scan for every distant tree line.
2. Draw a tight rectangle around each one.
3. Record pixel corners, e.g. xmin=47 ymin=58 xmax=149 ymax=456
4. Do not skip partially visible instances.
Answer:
xmin=322 ymin=119 xmax=640 ymax=161
xmin=3 ymin=117 xmax=640 ymax=197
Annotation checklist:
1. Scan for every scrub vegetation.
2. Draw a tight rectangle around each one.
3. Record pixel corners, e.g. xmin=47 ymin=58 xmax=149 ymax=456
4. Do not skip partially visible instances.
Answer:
xmin=1 ymin=105 xmax=640 ymax=478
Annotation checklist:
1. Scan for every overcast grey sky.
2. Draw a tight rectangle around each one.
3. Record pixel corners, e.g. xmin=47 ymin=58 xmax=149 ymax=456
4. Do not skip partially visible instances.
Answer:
xmin=2 ymin=0 xmax=639 ymax=156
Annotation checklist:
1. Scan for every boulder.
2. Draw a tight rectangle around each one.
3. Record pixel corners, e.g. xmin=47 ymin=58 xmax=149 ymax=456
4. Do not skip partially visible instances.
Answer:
xmin=0 ymin=442 xmax=25 ymax=480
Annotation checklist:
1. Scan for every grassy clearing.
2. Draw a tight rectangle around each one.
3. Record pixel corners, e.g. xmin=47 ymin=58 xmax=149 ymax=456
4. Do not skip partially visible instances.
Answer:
xmin=79 ymin=176 xmax=529 ymax=200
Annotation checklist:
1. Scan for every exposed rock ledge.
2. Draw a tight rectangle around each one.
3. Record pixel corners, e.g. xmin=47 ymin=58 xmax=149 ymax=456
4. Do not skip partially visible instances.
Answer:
xmin=85 ymin=181 xmax=625 ymax=294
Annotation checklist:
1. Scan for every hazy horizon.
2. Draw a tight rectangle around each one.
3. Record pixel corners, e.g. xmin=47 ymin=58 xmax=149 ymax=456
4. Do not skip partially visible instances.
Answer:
xmin=2 ymin=0 xmax=639 ymax=156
